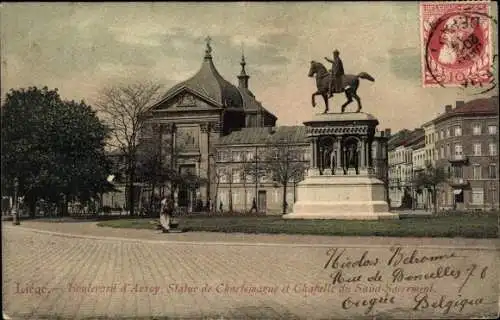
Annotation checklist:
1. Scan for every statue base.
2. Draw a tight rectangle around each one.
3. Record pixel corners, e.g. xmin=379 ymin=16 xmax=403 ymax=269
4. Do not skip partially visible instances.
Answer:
xmin=283 ymin=174 xmax=398 ymax=220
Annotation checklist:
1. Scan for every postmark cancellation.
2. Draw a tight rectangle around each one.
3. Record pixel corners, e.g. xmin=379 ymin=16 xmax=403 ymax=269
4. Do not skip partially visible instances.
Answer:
xmin=420 ymin=1 xmax=494 ymax=88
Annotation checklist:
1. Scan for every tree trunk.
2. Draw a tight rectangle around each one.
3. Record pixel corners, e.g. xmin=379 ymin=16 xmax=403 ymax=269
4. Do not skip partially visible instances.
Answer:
xmin=128 ymin=159 xmax=136 ymax=216
xmin=243 ymin=179 xmax=247 ymax=213
xmin=61 ymin=194 xmax=69 ymax=217
xmin=282 ymin=182 xmax=288 ymax=214
xmin=229 ymin=181 xmax=233 ymax=213
xmin=214 ymin=179 xmax=219 ymax=213
xmin=150 ymin=181 xmax=156 ymax=217
xmin=126 ymin=181 xmax=133 ymax=216
xmin=432 ymin=186 xmax=437 ymax=214
xmin=385 ymin=181 xmax=390 ymax=207
xmin=27 ymin=194 xmax=36 ymax=218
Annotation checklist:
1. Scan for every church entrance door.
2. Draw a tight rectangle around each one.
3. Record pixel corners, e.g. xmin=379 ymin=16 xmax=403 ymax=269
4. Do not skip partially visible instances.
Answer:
xmin=178 ymin=164 xmax=197 ymax=212
xmin=258 ymin=190 xmax=267 ymax=214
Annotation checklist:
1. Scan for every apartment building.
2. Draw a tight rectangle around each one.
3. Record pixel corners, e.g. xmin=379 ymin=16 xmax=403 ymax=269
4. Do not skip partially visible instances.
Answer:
xmin=410 ymin=135 xmax=427 ymax=209
xmin=388 ymin=129 xmax=424 ymax=208
xmin=434 ymin=97 xmax=498 ymax=210
xmin=422 ymin=120 xmax=437 ymax=167
xmin=388 ymin=96 xmax=498 ymax=211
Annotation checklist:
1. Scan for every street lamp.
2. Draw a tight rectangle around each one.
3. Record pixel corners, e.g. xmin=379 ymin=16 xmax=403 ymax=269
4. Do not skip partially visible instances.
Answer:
xmin=12 ymin=177 xmax=20 ymax=225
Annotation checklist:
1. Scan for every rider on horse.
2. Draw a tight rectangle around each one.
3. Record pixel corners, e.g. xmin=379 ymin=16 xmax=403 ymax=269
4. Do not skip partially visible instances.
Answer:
xmin=324 ymin=49 xmax=344 ymax=97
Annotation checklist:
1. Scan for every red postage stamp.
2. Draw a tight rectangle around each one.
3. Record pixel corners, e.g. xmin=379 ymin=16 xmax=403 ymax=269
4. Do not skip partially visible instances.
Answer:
xmin=420 ymin=1 xmax=493 ymax=88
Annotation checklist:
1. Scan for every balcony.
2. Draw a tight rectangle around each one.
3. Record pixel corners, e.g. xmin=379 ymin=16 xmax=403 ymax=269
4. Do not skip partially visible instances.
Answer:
xmin=413 ymin=165 xmax=425 ymax=172
xmin=448 ymin=154 xmax=468 ymax=164
xmin=448 ymin=177 xmax=469 ymax=188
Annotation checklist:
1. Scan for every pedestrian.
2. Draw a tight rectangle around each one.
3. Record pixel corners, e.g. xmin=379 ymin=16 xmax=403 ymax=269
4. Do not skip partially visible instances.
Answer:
xmin=207 ymin=198 xmax=213 ymax=212
xmin=219 ymin=201 xmax=223 ymax=213
xmin=159 ymin=194 xmax=174 ymax=233
xmin=250 ymin=197 xmax=258 ymax=213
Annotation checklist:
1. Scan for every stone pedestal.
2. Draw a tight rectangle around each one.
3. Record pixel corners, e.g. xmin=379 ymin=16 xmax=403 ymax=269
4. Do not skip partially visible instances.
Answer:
xmin=283 ymin=112 xmax=398 ymax=220
xmin=284 ymin=175 xmax=396 ymax=220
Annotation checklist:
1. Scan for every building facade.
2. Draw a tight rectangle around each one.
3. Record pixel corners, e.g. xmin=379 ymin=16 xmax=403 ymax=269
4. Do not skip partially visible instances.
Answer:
xmin=412 ymin=145 xmax=427 ymax=208
xmin=422 ymin=120 xmax=437 ymax=167
xmin=105 ymin=41 xmax=390 ymax=214
xmin=387 ymin=129 xmax=424 ymax=208
xmin=433 ymin=99 xmax=498 ymax=211
xmin=388 ymin=96 xmax=499 ymax=211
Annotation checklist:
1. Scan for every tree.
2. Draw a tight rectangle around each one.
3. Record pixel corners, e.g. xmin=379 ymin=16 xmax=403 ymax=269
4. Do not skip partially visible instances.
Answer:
xmin=137 ymin=124 xmax=210 ymax=214
xmin=213 ymin=166 xmax=222 ymax=212
xmin=412 ymin=163 xmax=447 ymax=214
xmin=136 ymin=139 xmax=168 ymax=215
xmin=261 ymin=142 xmax=307 ymax=214
xmin=178 ymin=172 xmax=208 ymax=211
xmin=1 ymin=86 xmax=112 ymax=216
xmin=241 ymin=150 xmax=267 ymax=212
xmin=95 ymin=81 xmax=163 ymax=216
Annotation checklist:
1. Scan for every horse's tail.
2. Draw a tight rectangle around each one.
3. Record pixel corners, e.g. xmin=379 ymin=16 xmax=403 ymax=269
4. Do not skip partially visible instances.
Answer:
xmin=357 ymin=72 xmax=375 ymax=82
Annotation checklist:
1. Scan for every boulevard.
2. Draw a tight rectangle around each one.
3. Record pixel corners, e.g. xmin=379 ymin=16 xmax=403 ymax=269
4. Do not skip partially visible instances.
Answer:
xmin=2 ymin=222 xmax=498 ymax=319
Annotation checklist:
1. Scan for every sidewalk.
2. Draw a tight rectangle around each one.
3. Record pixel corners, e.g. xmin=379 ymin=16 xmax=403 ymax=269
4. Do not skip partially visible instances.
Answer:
xmin=3 ymin=219 xmax=497 ymax=248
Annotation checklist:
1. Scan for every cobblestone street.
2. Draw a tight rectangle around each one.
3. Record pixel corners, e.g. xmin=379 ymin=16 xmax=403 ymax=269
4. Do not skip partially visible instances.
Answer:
xmin=2 ymin=222 xmax=498 ymax=319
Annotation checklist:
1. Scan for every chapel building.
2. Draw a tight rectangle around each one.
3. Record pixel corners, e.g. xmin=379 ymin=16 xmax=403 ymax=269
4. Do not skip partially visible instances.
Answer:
xmin=109 ymin=41 xmax=390 ymax=214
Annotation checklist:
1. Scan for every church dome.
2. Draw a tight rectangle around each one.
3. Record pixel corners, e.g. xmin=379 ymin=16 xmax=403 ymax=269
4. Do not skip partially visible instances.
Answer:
xmin=162 ymin=41 xmax=243 ymax=108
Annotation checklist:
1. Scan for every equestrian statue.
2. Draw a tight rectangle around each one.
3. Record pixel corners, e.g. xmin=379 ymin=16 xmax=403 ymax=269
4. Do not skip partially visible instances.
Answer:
xmin=308 ymin=49 xmax=375 ymax=114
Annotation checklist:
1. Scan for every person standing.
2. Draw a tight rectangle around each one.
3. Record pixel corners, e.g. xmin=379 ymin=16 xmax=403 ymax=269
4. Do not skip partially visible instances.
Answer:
xmin=159 ymin=194 xmax=174 ymax=233
xmin=249 ymin=197 xmax=258 ymax=213
xmin=324 ymin=49 xmax=344 ymax=98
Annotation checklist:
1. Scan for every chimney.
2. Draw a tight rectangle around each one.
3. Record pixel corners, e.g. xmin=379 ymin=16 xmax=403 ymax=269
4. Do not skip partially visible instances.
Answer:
xmin=445 ymin=104 xmax=452 ymax=113
xmin=384 ymin=128 xmax=391 ymax=137
xmin=456 ymin=100 xmax=465 ymax=109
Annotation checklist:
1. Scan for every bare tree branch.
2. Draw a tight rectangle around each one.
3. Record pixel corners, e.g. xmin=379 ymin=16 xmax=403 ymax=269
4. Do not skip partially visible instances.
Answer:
xmin=260 ymin=142 xmax=307 ymax=214
xmin=94 ymin=80 xmax=164 ymax=215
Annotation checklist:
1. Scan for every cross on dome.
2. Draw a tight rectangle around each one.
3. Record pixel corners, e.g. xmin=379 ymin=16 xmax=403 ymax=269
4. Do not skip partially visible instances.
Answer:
xmin=240 ymin=43 xmax=246 ymax=67
xmin=204 ymin=36 xmax=212 ymax=57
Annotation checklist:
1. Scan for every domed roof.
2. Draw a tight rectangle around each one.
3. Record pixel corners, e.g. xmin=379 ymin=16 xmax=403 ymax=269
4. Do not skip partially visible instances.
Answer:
xmin=162 ymin=42 xmax=243 ymax=109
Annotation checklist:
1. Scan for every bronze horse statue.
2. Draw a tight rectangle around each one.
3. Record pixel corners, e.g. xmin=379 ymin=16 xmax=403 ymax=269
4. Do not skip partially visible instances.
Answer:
xmin=308 ymin=61 xmax=375 ymax=113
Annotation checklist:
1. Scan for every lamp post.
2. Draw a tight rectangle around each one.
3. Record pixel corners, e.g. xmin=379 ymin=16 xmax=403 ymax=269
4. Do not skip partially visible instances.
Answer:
xmin=254 ymin=145 xmax=259 ymax=213
xmin=12 ymin=177 xmax=20 ymax=225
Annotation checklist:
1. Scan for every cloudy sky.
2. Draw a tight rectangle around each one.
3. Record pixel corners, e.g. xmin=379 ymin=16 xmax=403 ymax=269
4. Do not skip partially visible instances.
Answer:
xmin=1 ymin=2 xmax=498 ymax=132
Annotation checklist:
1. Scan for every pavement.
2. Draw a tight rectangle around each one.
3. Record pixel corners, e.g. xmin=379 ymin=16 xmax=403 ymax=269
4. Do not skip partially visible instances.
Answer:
xmin=2 ymin=220 xmax=498 ymax=319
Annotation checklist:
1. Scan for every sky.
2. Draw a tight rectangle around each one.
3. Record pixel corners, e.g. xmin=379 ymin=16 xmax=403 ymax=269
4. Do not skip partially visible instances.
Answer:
xmin=1 ymin=2 xmax=498 ymax=132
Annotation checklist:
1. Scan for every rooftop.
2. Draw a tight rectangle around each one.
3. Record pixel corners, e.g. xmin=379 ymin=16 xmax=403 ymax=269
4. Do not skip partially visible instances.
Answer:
xmin=433 ymin=96 xmax=499 ymax=124
xmin=159 ymin=41 xmax=243 ymax=109
xmin=216 ymin=126 xmax=307 ymax=146
xmin=239 ymin=87 xmax=277 ymax=120
xmin=404 ymin=129 xmax=425 ymax=149
xmin=387 ymin=129 xmax=412 ymax=151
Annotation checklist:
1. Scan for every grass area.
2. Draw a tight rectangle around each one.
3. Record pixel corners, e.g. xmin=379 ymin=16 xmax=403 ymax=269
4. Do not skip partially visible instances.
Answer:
xmin=96 ymin=211 xmax=499 ymax=238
